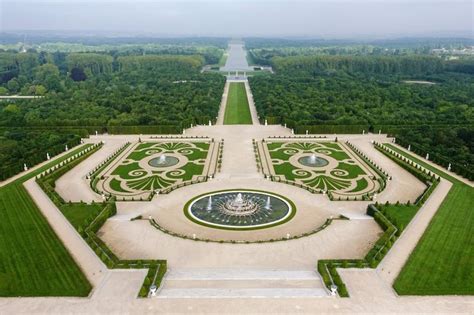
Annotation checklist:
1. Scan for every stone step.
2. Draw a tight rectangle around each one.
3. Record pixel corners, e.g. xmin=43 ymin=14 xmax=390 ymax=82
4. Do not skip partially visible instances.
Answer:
xmin=155 ymin=269 xmax=329 ymax=298
xmin=165 ymin=269 xmax=320 ymax=281
xmin=156 ymin=288 xmax=329 ymax=298
xmin=163 ymin=279 xmax=324 ymax=289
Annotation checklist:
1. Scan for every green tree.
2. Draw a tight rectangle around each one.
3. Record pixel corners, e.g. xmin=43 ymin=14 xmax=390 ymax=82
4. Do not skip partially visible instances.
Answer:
xmin=7 ymin=78 xmax=20 ymax=93
xmin=34 ymin=63 xmax=61 ymax=91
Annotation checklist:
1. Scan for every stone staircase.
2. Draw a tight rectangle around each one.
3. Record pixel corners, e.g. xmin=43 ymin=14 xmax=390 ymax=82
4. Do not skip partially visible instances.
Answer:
xmin=156 ymin=269 xmax=329 ymax=298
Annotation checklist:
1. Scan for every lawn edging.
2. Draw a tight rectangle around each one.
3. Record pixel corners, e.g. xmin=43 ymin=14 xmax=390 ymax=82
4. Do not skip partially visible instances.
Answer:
xmin=36 ymin=147 xmax=167 ymax=298
xmin=317 ymin=141 xmax=440 ymax=298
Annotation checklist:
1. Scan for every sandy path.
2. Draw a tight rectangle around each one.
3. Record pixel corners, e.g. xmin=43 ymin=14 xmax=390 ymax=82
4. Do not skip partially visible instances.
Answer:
xmin=56 ymin=138 xmax=127 ymax=202
xmin=349 ymin=137 xmax=426 ymax=203
xmin=376 ymin=178 xmax=452 ymax=283
xmin=216 ymin=80 xmax=230 ymax=125
xmin=100 ymin=218 xmax=380 ymax=270
xmin=23 ymin=178 xmax=107 ymax=288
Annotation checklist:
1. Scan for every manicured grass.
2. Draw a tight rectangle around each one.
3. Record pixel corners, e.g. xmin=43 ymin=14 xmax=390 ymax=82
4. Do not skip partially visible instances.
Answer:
xmin=0 ymin=146 xmax=92 ymax=296
xmin=106 ymin=141 xmax=211 ymax=195
xmin=223 ymin=82 xmax=252 ymax=124
xmin=386 ymin=144 xmax=474 ymax=295
xmin=267 ymin=141 xmax=374 ymax=194
xmin=60 ymin=203 xmax=104 ymax=229
xmin=379 ymin=204 xmax=419 ymax=229
xmin=350 ymin=178 xmax=369 ymax=192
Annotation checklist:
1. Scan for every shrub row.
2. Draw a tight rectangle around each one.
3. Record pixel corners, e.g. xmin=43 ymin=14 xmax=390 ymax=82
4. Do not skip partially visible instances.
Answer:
xmin=374 ymin=142 xmax=438 ymax=184
xmin=216 ymin=139 xmax=224 ymax=173
xmin=392 ymin=134 xmax=473 ymax=181
xmin=36 ymin=143 xmax=103 ymax=207
xmin=252 ymin=139 xmax=264 ymax=174
xmin=88 ymin=142 xmax=131 ymax=197
xmin=36 ymin=147 xmax=167 ymax=298
xmin=317 ymin=143 xmax=441 ymax=297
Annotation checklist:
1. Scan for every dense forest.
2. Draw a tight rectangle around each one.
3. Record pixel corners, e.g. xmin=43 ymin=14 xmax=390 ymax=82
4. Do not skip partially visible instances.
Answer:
xmin=249 ymin=54 xmax=474 ymax=179
xmin=0 ymin=51 xmax=224 ymax=127
xmin=1 ymin=38 xmax=473 ymax=180
xmin=0 ymin=48 xmax=225 ymax=179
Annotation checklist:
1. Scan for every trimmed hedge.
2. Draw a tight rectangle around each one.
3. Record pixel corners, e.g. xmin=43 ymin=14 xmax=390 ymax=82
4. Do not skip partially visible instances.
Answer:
xmin=88 ymin=142 xmax=131 ymax=197
xmin=36 ymin=147 xmax=167 ymax=298
xmin=317 ymin=141 xmax=440 ymax=297
xmin=394 ymin=136 xmax=473 ymax=181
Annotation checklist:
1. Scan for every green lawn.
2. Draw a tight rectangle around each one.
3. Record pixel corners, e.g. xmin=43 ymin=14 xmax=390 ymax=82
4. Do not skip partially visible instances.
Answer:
xmin=386 ymin=144 xmax=473 ymax=295
xmin=60 ymin=203 xmax=104 ymax=229
xmin=223 ymin=82 xmax=252 ymax=124
xmin=0 ymin=146 xmax=92 ymax=296
xmin=379 ymin=204 xmax=419 ymax=230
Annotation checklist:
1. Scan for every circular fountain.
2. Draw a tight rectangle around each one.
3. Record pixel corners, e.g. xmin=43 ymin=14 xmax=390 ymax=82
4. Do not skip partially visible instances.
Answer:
xmin=186 ymin=190 xmax=295 ymax=230
xmin=298 ymin=153 xmax=329 ymax=167
xmin=148 ymin=154 xmax=179 ymax=167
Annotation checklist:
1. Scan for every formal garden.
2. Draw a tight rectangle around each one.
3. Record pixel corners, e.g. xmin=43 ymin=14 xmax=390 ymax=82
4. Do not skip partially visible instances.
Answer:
xmin=0 ymin=38 xmax=472 ymax=308
xmin=95 ymin=140 xmax=218 ymax=200
xmin=260 ymin=140 xmax=385 ymax=200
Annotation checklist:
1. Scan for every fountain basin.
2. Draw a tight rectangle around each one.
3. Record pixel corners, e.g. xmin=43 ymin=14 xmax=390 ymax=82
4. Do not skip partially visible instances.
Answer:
xmin=148 ymin=155 xmax=179 ymax=167
xmin=298 ymin=154 xmax=329 ymax=167
xmin=185 ymin=190 xmax=295 ymax=230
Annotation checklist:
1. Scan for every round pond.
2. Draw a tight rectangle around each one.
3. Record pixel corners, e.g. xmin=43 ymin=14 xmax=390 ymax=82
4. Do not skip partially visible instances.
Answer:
xmin=298 ymin=155 xmax=329 ymax=167
xmin=148 ymin=155 xmax=179 ymax=167
xmin=185 ymin=190 xmax=295 ymax=230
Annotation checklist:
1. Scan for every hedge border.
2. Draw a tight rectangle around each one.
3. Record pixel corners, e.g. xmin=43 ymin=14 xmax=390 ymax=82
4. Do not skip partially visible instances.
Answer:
xmin=35 ymin=148 xmax=167 ymax=298
xmin=317 ymin=141 xmax=440 ymax=297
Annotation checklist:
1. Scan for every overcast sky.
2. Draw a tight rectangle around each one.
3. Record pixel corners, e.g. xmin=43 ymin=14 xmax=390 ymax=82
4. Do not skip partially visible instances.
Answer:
xmin=1 ymin=0 xmax=473 ymax=38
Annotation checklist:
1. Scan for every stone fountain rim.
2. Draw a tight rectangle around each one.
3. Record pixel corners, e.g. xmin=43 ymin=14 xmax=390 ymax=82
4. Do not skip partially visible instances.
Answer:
xmin=184 ymin=189 xmax=297 ymax=231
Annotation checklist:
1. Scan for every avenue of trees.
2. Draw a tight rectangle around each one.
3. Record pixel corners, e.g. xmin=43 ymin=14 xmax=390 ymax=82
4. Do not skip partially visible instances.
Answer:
xmin=0 ymin=129 xmax=83 ymax=180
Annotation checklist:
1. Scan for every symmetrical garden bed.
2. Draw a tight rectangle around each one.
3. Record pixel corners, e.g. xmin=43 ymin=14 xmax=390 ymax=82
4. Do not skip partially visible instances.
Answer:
xmin=95 ymin=140 xmax=218 ymax=200
xmin=260 ymin=140 xmax=385 ymax=200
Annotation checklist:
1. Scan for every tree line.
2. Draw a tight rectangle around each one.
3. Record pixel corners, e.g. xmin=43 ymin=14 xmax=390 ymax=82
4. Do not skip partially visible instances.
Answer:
xmin=249 ymin=57 xmax=474 ymax=178
xmin=0 ymin=50 xmax=225 ymax=179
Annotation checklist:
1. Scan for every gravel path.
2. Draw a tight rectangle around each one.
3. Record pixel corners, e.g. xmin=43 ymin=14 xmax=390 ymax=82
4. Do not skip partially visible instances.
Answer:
xmin=2 ymin=129 xmax=472 ymax=313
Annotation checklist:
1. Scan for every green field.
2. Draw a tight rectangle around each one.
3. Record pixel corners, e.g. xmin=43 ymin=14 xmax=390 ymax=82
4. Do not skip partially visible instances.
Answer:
xmin=0 ymin=146 xmax=92 ymax=296
xmin=223 ymin=82 xmax=253 ymax=124
xmin=386 ymin=144 xmax=473 ymax=295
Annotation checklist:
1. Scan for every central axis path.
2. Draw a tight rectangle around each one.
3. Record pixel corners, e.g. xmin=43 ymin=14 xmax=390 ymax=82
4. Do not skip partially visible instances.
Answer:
xmin=217 ymin=79 xmax=259 ymax=125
